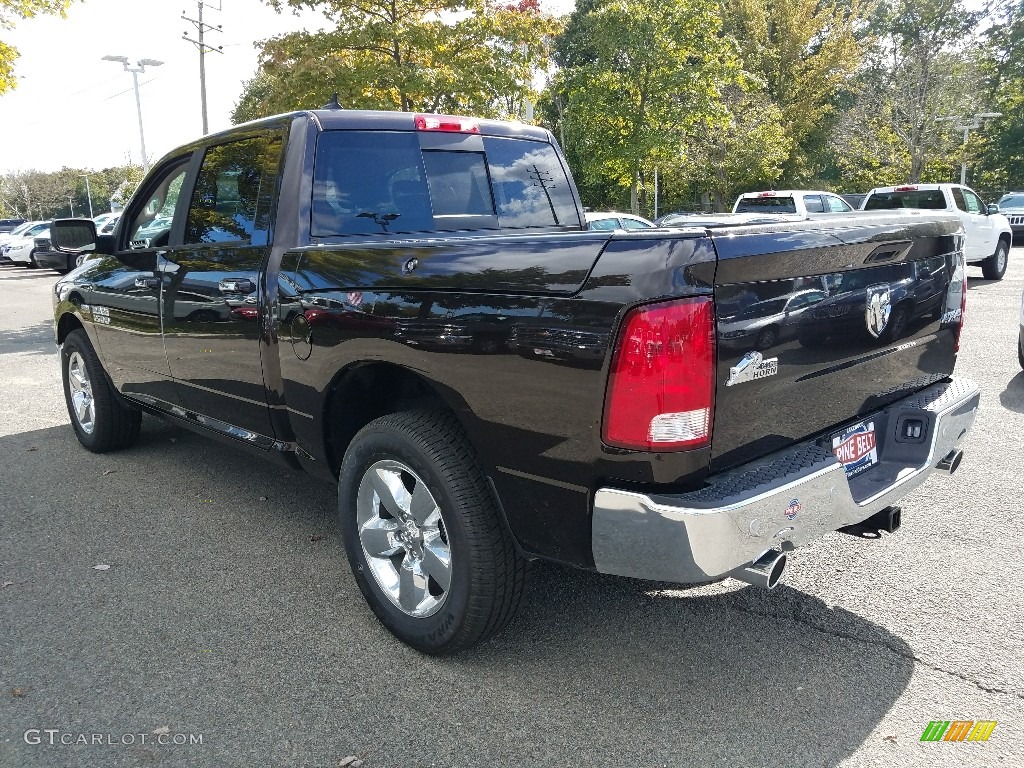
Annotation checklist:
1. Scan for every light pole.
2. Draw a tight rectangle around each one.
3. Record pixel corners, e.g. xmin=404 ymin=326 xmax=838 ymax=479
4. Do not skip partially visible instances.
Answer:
xmin=937 ymin=112 xmax=1002 ymax=186
xmin=68 ymin=197 xmax=75 ymax=217
xmin=79 ymin=174 xmax=94 ymax=218
xmin=102 ymin=55 xmax=164 ymax=173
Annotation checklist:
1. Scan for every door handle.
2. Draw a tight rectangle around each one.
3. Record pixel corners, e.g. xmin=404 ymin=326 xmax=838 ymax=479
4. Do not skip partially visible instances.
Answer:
xmin=219 ymin=278 xmax=256 ymax=294
xmin=134 ymin=277 xmax=160 ymax=290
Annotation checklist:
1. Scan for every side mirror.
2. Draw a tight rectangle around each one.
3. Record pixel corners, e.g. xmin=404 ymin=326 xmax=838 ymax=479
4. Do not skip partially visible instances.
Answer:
xmin=50 ymin=219 xmax=113 ymax=256
xmin=987 ymin=203 xmax=1000 ymax=215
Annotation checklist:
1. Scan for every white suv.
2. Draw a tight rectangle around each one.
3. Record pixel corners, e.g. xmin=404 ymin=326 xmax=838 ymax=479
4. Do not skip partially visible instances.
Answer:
xmin=862 ymin=184 xmax=1012 ymax=280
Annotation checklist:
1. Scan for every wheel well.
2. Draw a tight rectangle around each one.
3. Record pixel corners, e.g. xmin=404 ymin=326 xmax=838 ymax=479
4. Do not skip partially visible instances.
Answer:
xmin=56 ymin=313 xmax=84 ymax=345
xmin=324 ymin=362 xmax=453 ymax=477
xmin=999 ymin=232 xmax=1011 ymax=250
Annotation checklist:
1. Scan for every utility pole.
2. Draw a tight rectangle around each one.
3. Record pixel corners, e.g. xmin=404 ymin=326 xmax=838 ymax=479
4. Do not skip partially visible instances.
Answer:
xmin=937 ymin=112 xmax=1002 ymax=186
xmin=68 ymin=197 xmax=75 ymax=217
xmin=80 ymin=174 xmax=94 ymax=218
xmin=182 ymin=1 xmax=223 ymax=135
xmin=102 ymin=56 xmax=164 ymax=173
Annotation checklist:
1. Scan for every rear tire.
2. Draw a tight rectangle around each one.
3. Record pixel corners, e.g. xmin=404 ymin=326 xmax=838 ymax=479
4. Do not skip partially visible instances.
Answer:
xmin=338 ymin=409 xmax=528 ymax=655
xmin=61 ymin=329 xmax=141 ymax=452
xmin=982 ymin=240 xmax=1008 ymax=280
xmin=1018 ymin=333 xmax=1024 ymax=371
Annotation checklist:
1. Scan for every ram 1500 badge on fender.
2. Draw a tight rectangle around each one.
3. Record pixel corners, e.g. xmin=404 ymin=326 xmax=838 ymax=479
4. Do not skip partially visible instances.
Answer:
xmin=50 ymin=109 xmax=980 ymax=654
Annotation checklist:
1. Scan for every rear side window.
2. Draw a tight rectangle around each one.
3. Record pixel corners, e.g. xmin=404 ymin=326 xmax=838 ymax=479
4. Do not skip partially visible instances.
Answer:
xmin=864 ymin=190 xmax=947 ymax=210
xmin=312 ymin=132 xmax=434 ymax=236
xmin=803 ymin=194 xmax=825 ymax=213
xmin=185 ymin=134 xmax=282 ymax=246
xmin=588 ymin=217 xmax=620 ymax=231
xmin=735 ymin=196 xmax=797 ymax=213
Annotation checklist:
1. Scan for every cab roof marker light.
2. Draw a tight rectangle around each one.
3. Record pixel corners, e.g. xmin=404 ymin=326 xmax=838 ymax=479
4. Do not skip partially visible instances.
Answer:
xmin=414 ymin=114 xmax=480 ymax=133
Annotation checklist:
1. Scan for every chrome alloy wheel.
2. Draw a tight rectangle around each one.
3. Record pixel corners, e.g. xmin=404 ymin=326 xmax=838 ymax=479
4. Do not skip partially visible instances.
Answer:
xmin=355 ymin=459 xmax=452 ymax=618
xmin=997 ymin=245 xmax=1008 ymax=274
xmin=67 ymin=351 xmax=96 ymax=434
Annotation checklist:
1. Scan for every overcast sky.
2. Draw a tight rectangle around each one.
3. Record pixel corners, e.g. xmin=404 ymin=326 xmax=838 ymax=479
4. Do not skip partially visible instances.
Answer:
xmin=1 ymin=0 xmax=574 ymax=174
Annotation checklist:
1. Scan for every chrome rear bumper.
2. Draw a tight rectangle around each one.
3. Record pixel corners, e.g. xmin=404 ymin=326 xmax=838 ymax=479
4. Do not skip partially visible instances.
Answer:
xmin=592 ymin=377 xmax=980 ymax=583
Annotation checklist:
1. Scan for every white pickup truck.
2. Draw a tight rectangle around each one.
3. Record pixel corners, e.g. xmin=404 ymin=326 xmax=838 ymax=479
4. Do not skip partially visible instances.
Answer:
xmin=733 ymin=189 xmax=856 ymax=217
xmin=863 ymin=184 xmax=1012 ymax=280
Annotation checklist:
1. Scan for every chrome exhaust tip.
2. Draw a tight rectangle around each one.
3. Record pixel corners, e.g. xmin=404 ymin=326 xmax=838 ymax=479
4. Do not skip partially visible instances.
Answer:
xmin=729 ymin=549 xmax=787 ymax=590
xmin=936 ymin=448 xmax=963 ymax=475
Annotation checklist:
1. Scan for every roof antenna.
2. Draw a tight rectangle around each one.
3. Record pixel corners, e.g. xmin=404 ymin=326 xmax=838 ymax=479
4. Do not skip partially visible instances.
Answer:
xmin=322 ymin=92 xmax=342 ymax=110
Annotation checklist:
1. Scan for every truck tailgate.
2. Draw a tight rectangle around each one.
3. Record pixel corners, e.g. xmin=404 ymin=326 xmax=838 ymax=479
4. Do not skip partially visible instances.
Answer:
xmin=708 ymin=216 xmax=964 ymax=472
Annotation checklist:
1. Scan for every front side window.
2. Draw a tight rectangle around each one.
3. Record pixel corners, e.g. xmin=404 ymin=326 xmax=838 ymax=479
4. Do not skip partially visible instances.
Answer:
xmin=826 ymin=195 xmax=852 ymax=212
xmin=185 ymin=135 xmax=282 ymax=246
xmin=128 ymin=164 xmax=188 ymax=248
xmin=961 ymin=189 xmax=984 ymax=213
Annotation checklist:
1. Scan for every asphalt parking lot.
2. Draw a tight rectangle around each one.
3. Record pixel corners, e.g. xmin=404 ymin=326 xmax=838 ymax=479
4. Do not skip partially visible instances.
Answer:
xmin=1 ymin=255 xmax=1022 ymax=768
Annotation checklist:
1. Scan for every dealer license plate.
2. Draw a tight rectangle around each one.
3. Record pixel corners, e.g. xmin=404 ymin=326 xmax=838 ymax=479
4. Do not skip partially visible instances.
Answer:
xmin=831 ymin=419 xmax=878 ymax=477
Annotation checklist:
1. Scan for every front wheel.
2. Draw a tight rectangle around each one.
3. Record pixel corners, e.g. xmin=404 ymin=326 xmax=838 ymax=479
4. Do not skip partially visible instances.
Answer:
xmin=27 ymin=249 xmax=39 ymax=269
xmin=61 ymin=329 xmax=141 ymax=452
xmin=982 ymin=240 xmax=1009 ymax=280
xmin=338 ymin=410 xmax=528 ymax=655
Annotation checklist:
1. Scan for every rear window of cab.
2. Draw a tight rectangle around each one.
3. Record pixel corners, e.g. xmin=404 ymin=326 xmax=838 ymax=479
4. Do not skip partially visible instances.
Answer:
xmin=735 ymin=196 xmax=797 ymax=213
xmin=311 ymin=131 xmax=580 ymax=236
xmin=864 ymin=190 xmax=947 ymax=210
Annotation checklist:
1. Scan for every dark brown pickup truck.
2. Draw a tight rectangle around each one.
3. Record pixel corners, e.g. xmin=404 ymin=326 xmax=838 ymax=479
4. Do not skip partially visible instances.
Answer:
xmin=51 ymin=108 xmax=979 ymax=654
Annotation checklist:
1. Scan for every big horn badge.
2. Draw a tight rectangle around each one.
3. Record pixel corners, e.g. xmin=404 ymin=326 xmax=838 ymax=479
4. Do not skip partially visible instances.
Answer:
xmin=865 ymin=284 xmax=892 ymax=338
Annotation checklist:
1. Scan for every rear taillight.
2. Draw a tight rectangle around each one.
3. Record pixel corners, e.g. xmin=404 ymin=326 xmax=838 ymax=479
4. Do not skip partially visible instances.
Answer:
xmin=955 ymin=262 xmax=967 ymax=353
xmin=603 ymin=297 xmax=716 ymax=451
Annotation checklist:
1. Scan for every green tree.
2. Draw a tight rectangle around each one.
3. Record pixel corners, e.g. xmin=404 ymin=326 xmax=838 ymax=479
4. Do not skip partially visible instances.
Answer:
xmin=233 ymin=0 xmax=561 ymax=123
xmin=683 ymin=88 xmax=792 ymax=210
xmin=550 ymin=0 xmax=740 ymax=215
xmin=1 ymin=0 xmax=75 ymax=94
xmin=840 ymin=0 xmax=983 ymax=184
xmin=722 ymin=0 xmax=869 ymax=185
xmin=0 ymin=164 xmax=144 ymax=219
xmin=971 ymin=0 xmax=1024 ymax=194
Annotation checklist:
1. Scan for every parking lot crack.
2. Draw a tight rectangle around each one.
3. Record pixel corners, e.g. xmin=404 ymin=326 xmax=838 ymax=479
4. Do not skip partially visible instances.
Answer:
xmin=728 ymin=603 xmax=1024 ymax=702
